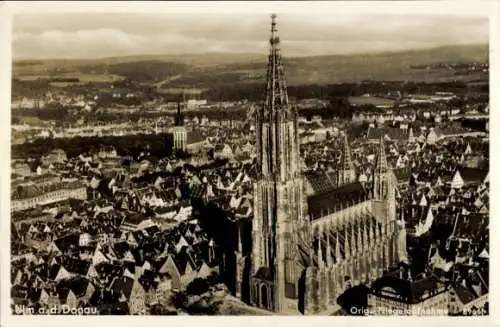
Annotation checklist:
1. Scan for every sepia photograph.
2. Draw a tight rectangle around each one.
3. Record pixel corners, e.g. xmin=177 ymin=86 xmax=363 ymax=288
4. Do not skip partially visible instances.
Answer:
xmin=1 ymin=0 xmax=495 ymax=323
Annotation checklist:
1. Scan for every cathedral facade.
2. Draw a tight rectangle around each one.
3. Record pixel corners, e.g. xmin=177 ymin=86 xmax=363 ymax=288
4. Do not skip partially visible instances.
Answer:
xmin=248 ymin=15 xmax=401 ymax=314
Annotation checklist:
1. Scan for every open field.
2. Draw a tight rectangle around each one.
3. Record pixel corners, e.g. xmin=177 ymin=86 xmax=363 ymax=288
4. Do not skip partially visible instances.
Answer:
xmin=16 ymin=74 xmax=125 ymax=83
xmin=12 ymin=44 xmax=488 ymax=86
xmin=348 ymin=96 xmax=396 ymax=107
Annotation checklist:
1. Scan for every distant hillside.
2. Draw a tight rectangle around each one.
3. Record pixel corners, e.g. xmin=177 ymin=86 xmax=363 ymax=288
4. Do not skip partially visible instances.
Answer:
xmin=86 ymin=61 xmax=190 ymax=82
xmin=12 ymin=53 xmax=263 ymax=73
xmin=13 ymin=44 xmax=488 ymax=85
xmin=203 ymin=44 xmax=489 ymax=85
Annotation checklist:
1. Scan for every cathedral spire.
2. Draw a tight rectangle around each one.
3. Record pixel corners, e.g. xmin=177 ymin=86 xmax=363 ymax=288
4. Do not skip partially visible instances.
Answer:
xmin=317 ymin=229 xmax=324 ymax=268
xmin=369 ymin=218 xmax=374 ymax=243
xmin=326 ymin=230 xmax=332 ymax=267
xmin=339 ymin=132 xmax=356 ymax=185
xmin=235 ymin=224 xmax=245 ymax=298
xmin=345 ymin=226 xmax=351 ymax=259
xmin=341 ymin=132 xmax=353 ymax=170
xmin=335 ymin=231 xmax=341 ymax=264
xmin=263 ymin=14 xmax=292 ymax=121
xmin=357 ymin=222 xmax=363 ymax=252
xmin=255 ymin=13 xmax=300 ymax=180
xmin=363 ymin=222 xmax=369 ymax=250
xmin=375 ymin=136 xmax=388 ymax=174
xmin=237 ymin=224 xmax=243 ymax=254
xmin=373 ymin=136 xmax=390 ymax=200
xmin=351 ymin=224 xmax=357 ymax=256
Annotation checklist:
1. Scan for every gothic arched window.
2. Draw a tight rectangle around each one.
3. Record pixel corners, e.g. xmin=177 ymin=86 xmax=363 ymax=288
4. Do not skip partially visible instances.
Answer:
xmin=261 ymin=284 xmax=269 ymax=309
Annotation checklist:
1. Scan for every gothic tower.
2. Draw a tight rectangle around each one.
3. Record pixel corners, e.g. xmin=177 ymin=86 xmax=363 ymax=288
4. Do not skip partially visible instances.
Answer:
xmin=372 ymin=136 xmax=397 ymax=269
xmin=373 ymin=136 xmax=389 ymax=201
xmin=338 ymin=132 xmax=356 ymax=186
xmin=172 ymin=98 xmax=187 ymax=152
xmin=251 ymin=14 xmax=306 ymax=313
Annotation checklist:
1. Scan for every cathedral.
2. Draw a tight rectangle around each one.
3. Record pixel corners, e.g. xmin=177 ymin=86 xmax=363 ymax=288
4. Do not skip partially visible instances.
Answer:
xmin=248 ymin=14 xmax=402 ymax=314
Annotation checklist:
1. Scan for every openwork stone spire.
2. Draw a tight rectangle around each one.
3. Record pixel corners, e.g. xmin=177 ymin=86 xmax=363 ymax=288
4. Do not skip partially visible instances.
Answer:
xmin=255 ymin=14 xmax=300 ymax=181
xmin=375 ymin=136 xmax=388 ymax=174
xmin=335 ymin=231 xmax=342 ymax=264
xmin=338 ymin=132 xmax=356 ymax=185
xmin=263 ymin=14 xmax=291 ymax=118
xmin=326 ymin=230 xmax=332 ymax=267
xmin=341 ymin=133 xmax=354 ymax=171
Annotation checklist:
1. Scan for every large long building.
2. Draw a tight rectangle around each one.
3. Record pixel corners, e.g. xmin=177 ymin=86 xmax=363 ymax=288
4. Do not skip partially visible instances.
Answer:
xmin=11 ymin=180 xmax=87 ymax=212
xmin=248 ymin=15 xmax=404 ymax=314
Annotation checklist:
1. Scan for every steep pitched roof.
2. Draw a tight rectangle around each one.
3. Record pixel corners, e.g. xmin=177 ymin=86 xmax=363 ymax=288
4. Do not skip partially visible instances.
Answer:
xmin=110 ymin=276 xmax=135 ymax=300
xmin=453 ymin=282 xmax=477 ymax=305
xmin=187 ymin=131 xmax=205 ymax=145
xmin=458 ymin=167 xmax=488 ymax=184
xmin=54 ymin=233 xmax=80 ymax=253
xmin=393 ymin=167 xmax=412 ymax=184
xmin=367 ymin=127 xmax=409 ymax=141
xmin=307 ymin=182 xmax=367 ymax=219
xmin=304 ymin=171 xmax=339 ymax=195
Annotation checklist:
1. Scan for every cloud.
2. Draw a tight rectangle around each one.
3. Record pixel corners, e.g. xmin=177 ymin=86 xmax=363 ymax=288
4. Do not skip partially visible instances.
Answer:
xmin=13 ymin=28 xmax=269 ymax=59
xmin=12 ymin=13 xmax=489 ymax=59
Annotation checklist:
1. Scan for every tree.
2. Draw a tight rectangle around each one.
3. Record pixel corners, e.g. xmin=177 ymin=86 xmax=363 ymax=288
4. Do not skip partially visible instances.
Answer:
xmin=150 ymin=304 xmax=178 ymax=315
xmin=186 ymin=299 xmax=223 ymax=315
xmin=186 ymin=278 xmax=210 ymax=296
xmin=336 ymin=284 xmax=368 ymax=315
xmin=207 ymin=271 xmax=220 ymax=285
xmin=169 ymin=291 xmax=188 ymax=309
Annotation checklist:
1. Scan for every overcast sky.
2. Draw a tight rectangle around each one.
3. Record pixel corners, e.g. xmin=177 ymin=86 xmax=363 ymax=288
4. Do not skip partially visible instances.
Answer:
xmin=12 ymin=12 xmax=489 ymax=60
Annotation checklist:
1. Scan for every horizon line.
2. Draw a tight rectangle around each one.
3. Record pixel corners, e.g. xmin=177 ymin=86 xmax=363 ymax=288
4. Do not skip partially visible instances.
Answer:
xmin=12 ymin=42 xmax=489 ymax=62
